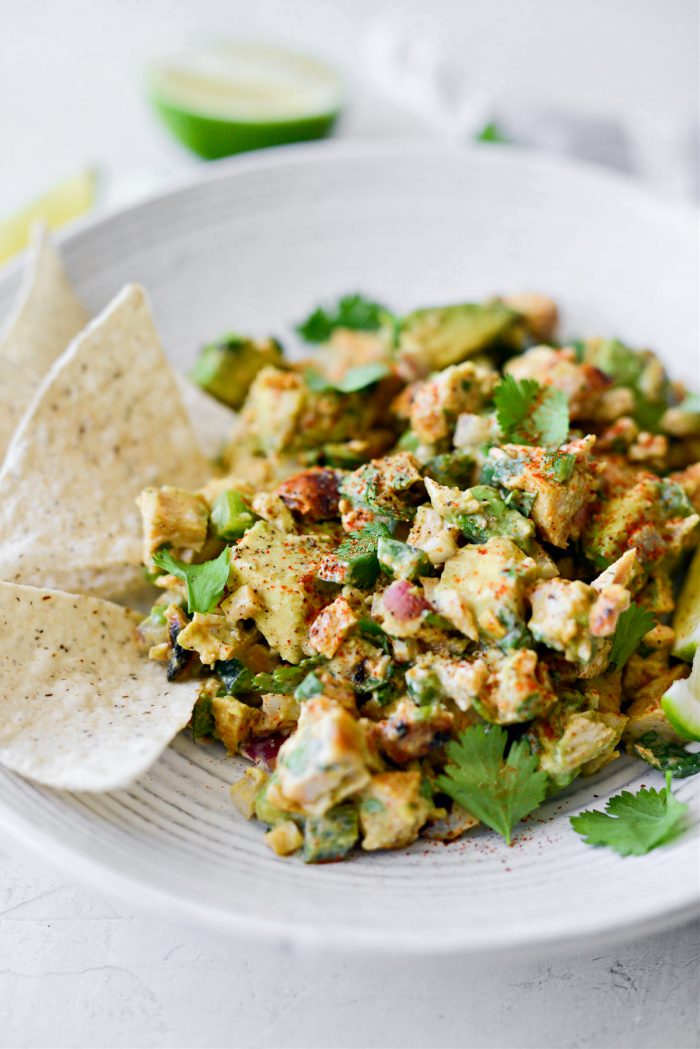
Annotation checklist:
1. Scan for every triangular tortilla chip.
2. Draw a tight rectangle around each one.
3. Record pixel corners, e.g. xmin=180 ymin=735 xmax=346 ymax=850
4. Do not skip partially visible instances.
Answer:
xmin=0 ymin=582 xmax=199 ymax=790
xmin=0 ymin=283 xmax=208 ymax=597
xmin=0 ymin=357 xmax=40 ymax=465
xmin=0 ymin=226 xmax=89 ymax=460
xmin=0 ymin=224 xmax=89 ymax=372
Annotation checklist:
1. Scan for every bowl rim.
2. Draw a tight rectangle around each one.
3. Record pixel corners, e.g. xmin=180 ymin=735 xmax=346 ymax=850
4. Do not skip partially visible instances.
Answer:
xmin=0 ymin=139 xmax=698 ymax=955
xmin=1 ymin=137 xmax=696 ymax=288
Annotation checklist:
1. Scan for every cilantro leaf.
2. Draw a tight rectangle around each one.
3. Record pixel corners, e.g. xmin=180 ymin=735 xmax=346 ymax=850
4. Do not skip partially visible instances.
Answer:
xmin=335 ymin=522 xmax=393 ymax=588
xmin=153 ymin=547 xmax=230 ymax=615
xmin=570 ymin=774 xmax=687 ymax=856
xmin=296 ymin=293 xmax=390 ymax=343
xmin=305 ymin=362 xmax=390 ymax=394
xmin=475 ymin=121 xmax=510 ymax=144
xmin=494 ymin=374 xmax=569 ymax=448
xmin=436 ymin=723 xmax=548 ymax=843
xmin=609 ymin=605 xmax=655 ymax=670
xmin=191 ymin=693 xmax=215 ymax=742
xmin=251 ymin=657 xmax=322 ymax=695
xmin=215 ymin=657 xmax=254 ymax=695
xmin=633 ymin=732 xmax=700 ymax=779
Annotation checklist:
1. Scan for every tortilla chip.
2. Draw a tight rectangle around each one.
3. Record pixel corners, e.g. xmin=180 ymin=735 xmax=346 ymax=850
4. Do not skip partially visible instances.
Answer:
xmin=0 ymin=283 xmax=208 ymax=597
xmin=0 ymin=582 xmax=199 ymax=790
xmin=0 ymin=224 xmax=89 ymax=372
xmin=175 ymin=372 xmax=237 ymax=461
xmin=0 ymin=357 xmax=39 ymax=465
xmin=0 ymin=226 xmax=89 ymax=460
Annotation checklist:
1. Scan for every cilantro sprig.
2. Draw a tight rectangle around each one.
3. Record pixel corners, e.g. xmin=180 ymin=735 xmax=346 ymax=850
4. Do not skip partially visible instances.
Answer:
xmin=251 ymin=657 xmax=322 ymax=695
xmin=609 ymin=605 xmax=655 ymax=670
xmin=475 ymin=121 xmax=510 ymax=144
xmin=305 ymin=362 xmax=390 ymax=394
xmin=494 ymin=374 xmax=569 ymax=448
xmin=296 ymin=293 xmax=390 ymax=343
xmin=436 ymin=723 xmax=548 ymax=844
xmin=152 ymin=546 xmax=230 ymax=615
xmin=570 ymin=774 xmax=687 ymax=856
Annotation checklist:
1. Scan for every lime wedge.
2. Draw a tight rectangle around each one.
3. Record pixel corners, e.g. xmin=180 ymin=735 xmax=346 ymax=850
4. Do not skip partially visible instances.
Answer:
xmin=672 ymin=543 xmax=700 ymax=662
xmin=147 ymin=42 xmax=343 ymax=159
xmin=662 ymin=651 xmax=700 ymax=741
xmin=0 ymin=169 xmax=96 ymax=266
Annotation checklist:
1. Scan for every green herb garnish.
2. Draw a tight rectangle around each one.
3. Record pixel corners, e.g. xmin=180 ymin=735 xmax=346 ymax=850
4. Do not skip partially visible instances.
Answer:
xmin=191 ymin=693 xmax=215 ymax=742
xmin=305 ymin=362 xmax=390 ymax=394
xmin=252 ymin=658 xmax=322 ymax=695
xmin=609 ymin=605 xmax=655 ymax=670
xmin=153 ymin=546 xmax=230 ymax=615
xmin=494 ymin=374 xmax=569 ymax=448
xmin=436 ymin=723 xmax=548 ymax=843
xmin=475 ymin=121 xmax=510 ymax=144
xmin=633 ymin=732 xmax=700 ymax=779
xmin=570 ymin=774 xmax=687 ymax=856
xmin=215 ymin=657 xmax=254 ymax=696
xmin=296 ymin=293 xmax=390 ymax=343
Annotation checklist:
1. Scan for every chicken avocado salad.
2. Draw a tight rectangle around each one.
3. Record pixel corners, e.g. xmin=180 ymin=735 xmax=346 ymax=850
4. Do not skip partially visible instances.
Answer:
xmin=0 ymin=230 xmax=697 ymax=855
xmin=134 ymin=289 xmax=700 ymax=862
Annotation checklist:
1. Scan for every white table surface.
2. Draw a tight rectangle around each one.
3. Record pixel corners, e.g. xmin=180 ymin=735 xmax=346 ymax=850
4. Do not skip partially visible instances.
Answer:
xmin=2 ymin=2 xmax=699 ymax=1046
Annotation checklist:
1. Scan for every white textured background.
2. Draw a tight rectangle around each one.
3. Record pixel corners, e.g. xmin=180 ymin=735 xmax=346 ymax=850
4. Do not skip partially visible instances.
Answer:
xmin=1 ymin=2 xmax=699 ymax=1047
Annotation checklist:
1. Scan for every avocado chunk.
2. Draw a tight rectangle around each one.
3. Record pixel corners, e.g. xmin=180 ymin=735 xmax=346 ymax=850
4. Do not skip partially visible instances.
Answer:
xmin=229 ymin=521 xmax=331 ymax=662
xmin=359 ymin=771 xmax=432 ymax=850
xmin=255 ymin=772 xmax=297 ymax=827
xmin=398 ymin=302 xmax=518 ymax=373
xmin=210 ymin=489 xmax=258 ymax=540
xmin=405 ymin=665 xmax=443 ymax=705
xmin=303 ymin=803 xmax=359 ymax=862
xmin=377 ymin=536 xmax=435 ymax=581
xmin=530 ymin=704 xmax=627 ymax=789
xmin=455 ymin=484 xmax=535 ymax=551
xmin=422 ymin=449 xmax=474 ymax=488
xmin=583 ymin=477 xmax=698 ymax=571
xmin=582 ymin=338 xmax=672 ymax=432
xmin=431 ymin=536 xmax=538 ymax=647
xmin=191 ymin=333 xmax=283 ymax=408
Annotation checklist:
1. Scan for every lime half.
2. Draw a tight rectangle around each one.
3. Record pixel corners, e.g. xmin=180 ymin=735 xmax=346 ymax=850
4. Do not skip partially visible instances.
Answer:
xmin=662 ymin=651 xmax=700 ymax=741
xmin=0 ymin=169 xmax=96 ymax=266
xmin=672 ymin=543 xmax=700 ymax=662
xmin=147 ymin=42 xmax=343 ymax=159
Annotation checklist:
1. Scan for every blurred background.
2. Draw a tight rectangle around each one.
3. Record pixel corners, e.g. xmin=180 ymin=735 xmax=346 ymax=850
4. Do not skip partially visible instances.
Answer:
xmin=1 ymin=0 xmax=698 ymax=258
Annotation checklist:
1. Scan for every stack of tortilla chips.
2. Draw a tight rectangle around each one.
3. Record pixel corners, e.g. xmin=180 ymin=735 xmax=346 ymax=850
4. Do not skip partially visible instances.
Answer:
xmin=0 ymin=228 xmax=234 ymax=790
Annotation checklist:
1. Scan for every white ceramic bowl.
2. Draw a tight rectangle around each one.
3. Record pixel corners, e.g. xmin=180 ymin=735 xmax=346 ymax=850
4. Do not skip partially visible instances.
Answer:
xmin=0 ymin=142 xmax=698 ymax=954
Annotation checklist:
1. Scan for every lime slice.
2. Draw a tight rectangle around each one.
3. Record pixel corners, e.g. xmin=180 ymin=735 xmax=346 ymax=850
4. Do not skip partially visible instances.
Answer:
xmin=147 ymin=42 xmax=343 ymax=159
xmin=672 ymin=543 xmax=700 ymax=662
xmin=0 ymin=169 xmax=96 ymax=266
xmin=662 ymin=651 xmax=700 ymax=741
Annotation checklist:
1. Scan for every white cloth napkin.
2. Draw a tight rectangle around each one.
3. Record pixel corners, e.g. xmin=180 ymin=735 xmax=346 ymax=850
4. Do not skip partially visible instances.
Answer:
xmin=364 ymin=11 xmax=698 ymax=200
